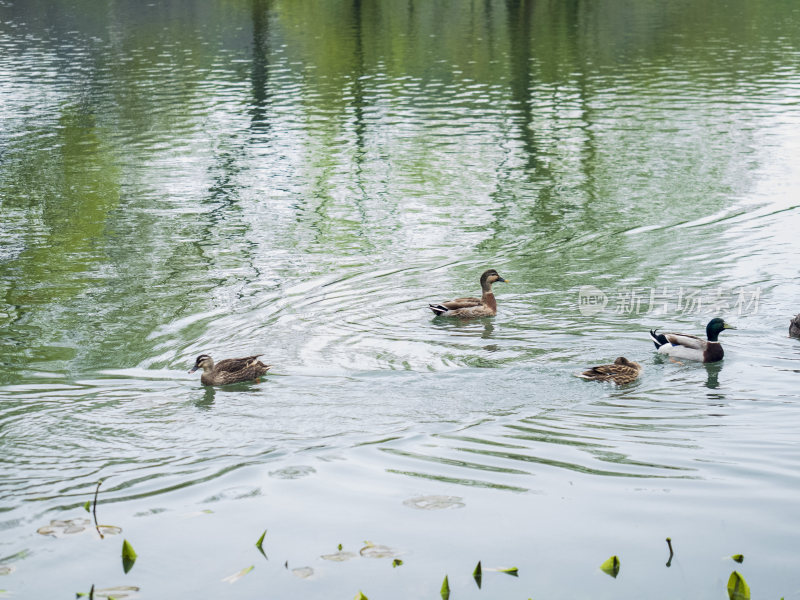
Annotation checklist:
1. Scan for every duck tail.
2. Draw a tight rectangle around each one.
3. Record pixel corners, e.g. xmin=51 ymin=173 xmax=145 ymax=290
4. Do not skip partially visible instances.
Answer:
xmin=428 ymin=304 xmax=448 ymax=316
xmin=649 ymin=329 xmax=668 ymax=349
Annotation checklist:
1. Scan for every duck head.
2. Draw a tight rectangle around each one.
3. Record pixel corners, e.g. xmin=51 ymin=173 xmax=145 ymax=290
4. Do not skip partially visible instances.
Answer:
xmin=479 ymin=269 xmax=508 ymax=290
xmin=706 ymin=318 xmax=735 ymax=342
xmin=189 ymin=354 xmax=214 ymax=374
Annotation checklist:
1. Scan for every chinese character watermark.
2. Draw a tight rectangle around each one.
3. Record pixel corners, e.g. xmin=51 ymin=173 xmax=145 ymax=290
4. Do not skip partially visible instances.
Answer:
xmin=577 ymin=286 xmax=761 ymax=317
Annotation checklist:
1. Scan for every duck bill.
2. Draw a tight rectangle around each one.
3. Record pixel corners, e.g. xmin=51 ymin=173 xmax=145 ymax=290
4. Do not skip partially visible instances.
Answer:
xmin=189 ymin=366 xmax=199 ymax=373
xmin=498 ymin=277 xmax=508 ymax=283
xmin=723 ymin=323 xmax=736 ymax=330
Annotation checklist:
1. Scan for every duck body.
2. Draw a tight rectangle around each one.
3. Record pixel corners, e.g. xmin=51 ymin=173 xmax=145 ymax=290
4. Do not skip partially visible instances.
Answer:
xmin=649 ymin=318 xmax=734 ymax=363
xmin=790 ymin=314 xmax=800 ymax=338
xmin=428 ymin=269 xmax=508 ymax=318
xmin=578 ymin=357 xmax=642 ymax=384
xmin=189 ymin=354 xmax=270 ymax=386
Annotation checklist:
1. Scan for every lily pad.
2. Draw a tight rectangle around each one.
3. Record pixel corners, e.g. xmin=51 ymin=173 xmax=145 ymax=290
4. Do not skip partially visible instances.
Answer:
xmin=359 ymin=542 xmax=399 ymax=559
xmin=37 ymin=518 xmax=91 ymax=537
xmin=94 ymin=586 xmax=140 ymax=599
xmin=98 ymin=525 xmax=122 ymax=536
xmin=292 ymin=566 xmax=314 ymax=579
xmin=727 ymin=571 xmax=750 ymax=600
xmin=392 ymin=559 xmax=403 ymax=568
xmin=731 ymin=554 xmax=744 ymax=563
xmin=354 ymin=592 xmax=368 ymax=600
xmin=321 ymin=551 xmax=357 ymax=562
xmin=441 ymin=575 xmax=450 ymax=600
xmin=403 ymin=495 xmax=464 ymax=511
xmin=222 ymin=565 xmax=254 ymax=583
xmin=600 ymin=555 xmax=620 ymax=578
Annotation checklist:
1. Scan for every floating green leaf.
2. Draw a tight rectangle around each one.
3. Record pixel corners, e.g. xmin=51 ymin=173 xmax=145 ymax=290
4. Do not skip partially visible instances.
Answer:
xmin=600 ymin=555 xmax=620 ymax=578
xmin=484 ymin=566 xmax=519 ymax=576
xmin=121 ymin=540 xmax=137 ymax=574
xmin=731 ymin=554 xmax=744 ymax=564
xmin=338 ymin=544 xmax=343 ymax=551
xmin=392 ymin=559 xmax=403 ymax=568
xmin=83 ymin=501 xmax=91 ymax=513
xmin=473 ymin=561 xmax=482 ymax=588
xmin=440 ymin=575 xmax=450 ymax=600
xmin=255 ymin=530 xmax=267 ymax=558
xmin=222 ymin=565 xmax=254 ymax=583
xmin=354 ymin=592 xmax=368 ymax=600
xmin=727 ymin=571 xmax=750 ymax=600
xmin=490 ymin=566 xmax=518 ymax=576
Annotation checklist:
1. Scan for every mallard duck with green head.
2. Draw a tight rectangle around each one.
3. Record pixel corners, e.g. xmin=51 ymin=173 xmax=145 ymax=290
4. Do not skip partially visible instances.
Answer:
xmin=577 ymin=357 xmax=642 ymax=384
xmin=649 ymin=318 xmax=735 ymax=363
xmin=189 ymin=354 xmax=271 ymax=386
xmin=428 ymin=269 xmax=508 ymax=318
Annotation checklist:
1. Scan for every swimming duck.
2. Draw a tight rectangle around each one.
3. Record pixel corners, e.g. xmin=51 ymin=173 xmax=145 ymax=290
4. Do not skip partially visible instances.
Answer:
xmin=189 ymin=354 xmax=271 ymax=386
xmin=649 ymin=318 xmax=735 ymax=363
xmin=577 ymin=357 xmax=642 ymax=384
xmin=428 ymin=269 xmax=508 ymax=318
xmin=790 ymin=314 xmax=800 ymax=338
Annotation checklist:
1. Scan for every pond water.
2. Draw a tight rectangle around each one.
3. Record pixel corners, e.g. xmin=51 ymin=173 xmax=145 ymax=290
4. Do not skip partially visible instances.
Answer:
xmin=1 ymin=0 xmax=800 ymax=598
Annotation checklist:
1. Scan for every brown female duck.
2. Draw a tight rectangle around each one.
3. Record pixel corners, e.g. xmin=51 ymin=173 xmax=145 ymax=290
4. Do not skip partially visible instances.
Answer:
xmin=790 ymin=314 xmax=800 ymax=338
xmin=189 ymin=354 xmax=271 ymax=386
xmin=428 ymin=269 xmax=508 ymax=318
xmin=577 ymin=357 xmax=642 ymax=385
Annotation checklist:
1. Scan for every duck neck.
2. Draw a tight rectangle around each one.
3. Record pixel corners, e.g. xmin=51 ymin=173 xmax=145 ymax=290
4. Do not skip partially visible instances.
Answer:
xmin=481 ymin=287 xmax=497 ymax=310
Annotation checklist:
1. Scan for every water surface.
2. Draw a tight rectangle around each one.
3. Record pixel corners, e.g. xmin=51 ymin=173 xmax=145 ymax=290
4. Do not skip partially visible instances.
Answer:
xmin=1 ymin=1 xmax=800 ymax=598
